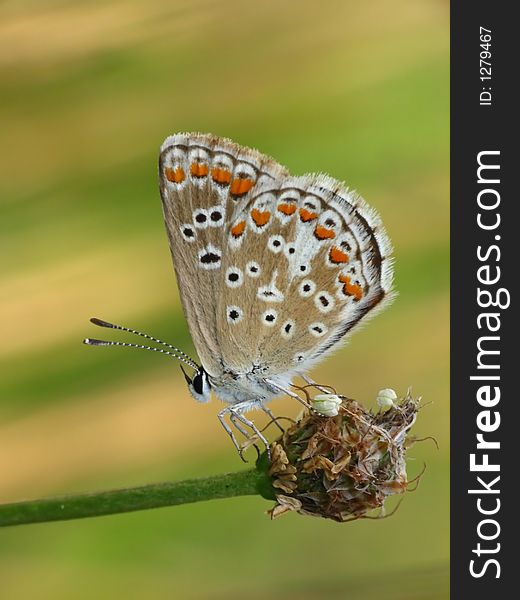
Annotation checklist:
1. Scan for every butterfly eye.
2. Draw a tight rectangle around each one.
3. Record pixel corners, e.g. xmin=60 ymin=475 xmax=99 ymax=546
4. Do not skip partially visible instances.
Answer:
xmin=192 ymin=372 xmax=204 ymax=395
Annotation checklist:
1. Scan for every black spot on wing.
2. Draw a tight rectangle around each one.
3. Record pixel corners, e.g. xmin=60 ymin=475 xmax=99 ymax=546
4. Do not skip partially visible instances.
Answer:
xmin=200 ymin=252 xmax=220 ymax=264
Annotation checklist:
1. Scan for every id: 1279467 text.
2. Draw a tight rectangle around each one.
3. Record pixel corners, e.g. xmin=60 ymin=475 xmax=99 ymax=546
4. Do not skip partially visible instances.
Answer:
xmin=480 ymin=26 xmax=492 ymax=106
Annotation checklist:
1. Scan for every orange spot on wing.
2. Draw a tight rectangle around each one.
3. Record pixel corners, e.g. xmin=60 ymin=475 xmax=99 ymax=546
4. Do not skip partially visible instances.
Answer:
xmin=230 ymin=178 xmax=254 ymax=196
xmin=329 ymin=247 xmax=349 ymax=264
xmin=314 ymin=225 xmax=336 ymax=240
xmin=190 ymin=163 xmax=209 ymax=178
xmin=278 ymin=203 xmax=297 ymax=216
xmin=231 ymin=221 xmax=246 ymax=238
xmin=211 ymin=168 xmax=232 ymax=185
xmin=251 ymin=208 xmax=271 ymax=227
xmin=338 ymin=274 xmax=363 ymax=301
xmin=165 ymin=167 xmax=185 ymax=183
xmin=299 ymin=208 xmax=318 ymax=222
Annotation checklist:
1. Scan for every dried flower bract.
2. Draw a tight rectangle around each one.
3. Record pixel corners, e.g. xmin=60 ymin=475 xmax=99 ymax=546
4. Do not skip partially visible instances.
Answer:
xmin=268 ymin=391 xmax=419 ymax=522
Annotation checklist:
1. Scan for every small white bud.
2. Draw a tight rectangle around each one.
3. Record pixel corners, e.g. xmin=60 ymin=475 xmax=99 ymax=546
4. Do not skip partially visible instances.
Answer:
xmin=311 ymin=394 xmax=342 ymax=417
xmin=377 ymin=388 xmax=398 ymax=410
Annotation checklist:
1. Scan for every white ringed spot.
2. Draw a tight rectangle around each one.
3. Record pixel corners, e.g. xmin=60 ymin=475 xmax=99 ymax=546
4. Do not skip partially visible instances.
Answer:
xmin=297 ymin=263 xmax=310 ymax=276
xmin=283 ymin=242 xmax=297 ymax=260
xmin=257 ymin=284 xmax=284 ymax=303
xmin=193 ymin=208 xmax=210 ymax=229
xmin=257 ymin=271 xmax=284 ymax=302
xmin=309 ymin=322 xmax=328 ymax=337
xmin=314 ymin=291 xmax=335 ymax=313
xmin=267 ymin=234 xmax=285 ymax=253
xmin=261 ymin=309 xmax=278 ymax=327
xmin=299 ymin=279 xmax=316 ymax=298
xmin=293 ymin=352 xmax=306 ymax=364
xmin=226 ymin=305 xmax=243 ymax=324
xmin=246 ymin=260 xmax=261 ymax=278
xmin=180 ymin=223 xmax=196 ymax=242
xmin=281 ymin=320 xmax=295 ymax=339
xmin=198 ymin=244 xmax=221 ymax=270
xmin=208 ymin=206 xmax=225 ymax=228
xmin=225 ymin=266 xmax=244 ymax=288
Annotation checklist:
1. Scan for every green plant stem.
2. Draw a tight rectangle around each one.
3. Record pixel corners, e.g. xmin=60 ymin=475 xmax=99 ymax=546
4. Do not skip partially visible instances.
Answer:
xmin=0 ymin=467 xmax=274 ymax=528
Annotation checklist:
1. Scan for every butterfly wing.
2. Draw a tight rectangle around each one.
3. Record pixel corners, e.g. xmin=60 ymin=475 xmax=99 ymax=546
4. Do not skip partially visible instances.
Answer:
xmin=215 ymin=174 xmax=394 ymax=376
xmin=159 ymin=133 xmax=288 ymax=375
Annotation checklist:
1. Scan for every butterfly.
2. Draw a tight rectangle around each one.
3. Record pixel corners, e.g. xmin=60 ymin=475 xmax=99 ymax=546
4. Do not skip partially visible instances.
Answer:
xmin=85 ymin=133 xmax=394 ymax=458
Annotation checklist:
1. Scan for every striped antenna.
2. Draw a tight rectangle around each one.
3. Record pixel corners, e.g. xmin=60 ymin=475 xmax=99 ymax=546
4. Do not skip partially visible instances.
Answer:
xmin=85 ymin=317 xmax=199 ymax=370
xmin=83 ymin=338 xmax=199 ymax=371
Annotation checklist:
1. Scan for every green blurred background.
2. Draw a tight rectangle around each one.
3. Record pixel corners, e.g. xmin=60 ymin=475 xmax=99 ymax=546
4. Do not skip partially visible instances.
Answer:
xmin=0 ymin=0 xmax=449 ymax=598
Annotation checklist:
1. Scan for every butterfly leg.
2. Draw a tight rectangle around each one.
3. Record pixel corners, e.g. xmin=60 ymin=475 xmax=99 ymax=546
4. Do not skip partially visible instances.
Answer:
xmin=228 ymin=412 xmax=260 ymax=461
xmin=301 ymin=374 xmax=334 ymax=394
xmin=217 ymin=407 xmax=246 ymax=460
xmin=259 ymin=403 xmax=285 ymax=434
xmin=228 ymin=412 xmax=250 ymax=438
xmin=217 ymin=405 xmax=269 ymax=461
xmin=264 ymin=379 xmax=311 ymax=409
xmin=230 ymin=404 xmax=271 ymax=460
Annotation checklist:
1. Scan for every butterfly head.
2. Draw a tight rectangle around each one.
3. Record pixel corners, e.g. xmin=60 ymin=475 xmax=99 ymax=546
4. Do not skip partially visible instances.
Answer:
xmin=181 ymin=364 xmax=211 ymax=404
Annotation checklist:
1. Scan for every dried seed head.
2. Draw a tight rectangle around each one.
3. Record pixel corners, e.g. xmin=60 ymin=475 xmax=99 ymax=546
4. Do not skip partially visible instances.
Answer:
xmin=267 ymin=391 xmax=419 ymax=522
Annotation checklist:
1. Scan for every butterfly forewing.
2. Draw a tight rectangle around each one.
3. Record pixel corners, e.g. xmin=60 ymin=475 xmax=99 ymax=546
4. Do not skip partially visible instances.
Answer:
xmin=159 ymin=133 xmax=288 ymax=375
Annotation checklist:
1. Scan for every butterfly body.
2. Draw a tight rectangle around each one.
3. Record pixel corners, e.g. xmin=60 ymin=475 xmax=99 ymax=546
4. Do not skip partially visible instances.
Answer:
xmin=204 ymin=369 xmax=295 ymax=406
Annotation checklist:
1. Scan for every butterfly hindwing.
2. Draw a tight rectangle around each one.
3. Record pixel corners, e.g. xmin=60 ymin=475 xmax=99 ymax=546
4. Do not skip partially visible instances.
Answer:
xmin=215 ymin=174 xmax=394 ymax=376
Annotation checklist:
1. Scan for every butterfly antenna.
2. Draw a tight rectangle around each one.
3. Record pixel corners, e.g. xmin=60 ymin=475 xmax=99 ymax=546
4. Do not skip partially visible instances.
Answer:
xmin=83 ymin=338 xmax=199 ymax=370
xmin=88 ymin=317 xmax=199 ymax=369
